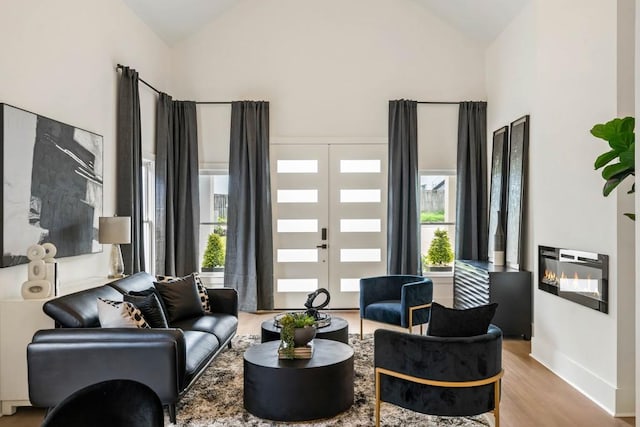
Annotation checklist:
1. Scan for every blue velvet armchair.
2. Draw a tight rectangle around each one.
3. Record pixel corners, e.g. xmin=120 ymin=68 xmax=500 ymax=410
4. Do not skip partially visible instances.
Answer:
xmin=359 ymin=275 xmax=433 ymax=338
xmin=374 ymin=326 xmax=504 ymax=427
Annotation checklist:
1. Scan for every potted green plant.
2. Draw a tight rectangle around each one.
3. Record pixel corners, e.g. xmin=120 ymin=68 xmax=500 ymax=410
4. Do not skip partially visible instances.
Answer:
xmin=201 ymin=232 xmax=225 ymax=272
xmin=591 ymin=116 xmax=635 ymax=220
xmin=423 ymin=228 xmax=454 ymax=272
xmin=279 ymin=312 xmax=316 ymax=359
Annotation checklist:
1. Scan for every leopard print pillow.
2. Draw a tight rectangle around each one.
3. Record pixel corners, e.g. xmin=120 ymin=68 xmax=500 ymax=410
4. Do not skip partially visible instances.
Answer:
xmin=97 ymin=298 xmax=151 ymax=328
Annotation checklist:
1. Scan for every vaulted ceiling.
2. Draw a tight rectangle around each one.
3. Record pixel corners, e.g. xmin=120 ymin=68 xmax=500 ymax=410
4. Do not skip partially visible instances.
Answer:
xmin=122 ymin=0 xmax=529 ymax=47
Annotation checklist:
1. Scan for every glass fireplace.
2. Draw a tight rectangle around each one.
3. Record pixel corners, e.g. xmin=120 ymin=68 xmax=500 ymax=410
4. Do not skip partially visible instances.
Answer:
xmin=538 ymin=245 xmax=608 ymax=313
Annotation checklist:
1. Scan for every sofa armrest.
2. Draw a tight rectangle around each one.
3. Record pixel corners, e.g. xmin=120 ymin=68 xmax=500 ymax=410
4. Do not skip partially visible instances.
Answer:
xmin=207 ymin=287 xmax=238 ymax=317
xmin=27 ymin=328 xmax=186 ymax=407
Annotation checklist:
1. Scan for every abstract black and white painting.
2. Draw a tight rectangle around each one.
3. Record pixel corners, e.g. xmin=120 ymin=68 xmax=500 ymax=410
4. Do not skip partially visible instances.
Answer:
xmin=0 ymin=103 xmax=103 ymax=267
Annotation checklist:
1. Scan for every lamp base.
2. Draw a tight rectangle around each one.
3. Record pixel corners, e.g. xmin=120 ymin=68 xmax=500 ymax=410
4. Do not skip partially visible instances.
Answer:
xmin=108 ymin=244 xmax=125 ymax=278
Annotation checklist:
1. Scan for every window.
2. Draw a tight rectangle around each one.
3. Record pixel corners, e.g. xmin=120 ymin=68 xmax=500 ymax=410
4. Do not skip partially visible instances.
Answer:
xmin=420 ymin=172 xmax=456 ymax=273
xmin=199 ymin=173 xmax=229 ymax=281
xmin=141 ymin=159 xmax=155 ymax=275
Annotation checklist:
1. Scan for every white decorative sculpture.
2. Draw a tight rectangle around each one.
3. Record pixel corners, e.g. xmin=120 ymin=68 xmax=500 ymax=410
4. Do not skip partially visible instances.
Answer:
xmin=21 ymin=243 xmax=57 ymax=299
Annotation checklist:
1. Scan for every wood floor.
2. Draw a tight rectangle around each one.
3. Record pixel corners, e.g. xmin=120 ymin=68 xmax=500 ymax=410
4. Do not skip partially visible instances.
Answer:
xmin=1 ymin=310 xmax=634 ymax=427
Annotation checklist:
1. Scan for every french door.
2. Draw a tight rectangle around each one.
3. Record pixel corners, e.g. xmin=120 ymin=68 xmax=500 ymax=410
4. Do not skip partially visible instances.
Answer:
xmin=271 ymin=143 xmax=387 ymax=309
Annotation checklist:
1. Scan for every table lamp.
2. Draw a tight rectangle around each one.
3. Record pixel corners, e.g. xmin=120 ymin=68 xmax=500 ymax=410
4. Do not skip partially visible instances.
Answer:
xmin=99 ymin=216 xmax=131 ymax=278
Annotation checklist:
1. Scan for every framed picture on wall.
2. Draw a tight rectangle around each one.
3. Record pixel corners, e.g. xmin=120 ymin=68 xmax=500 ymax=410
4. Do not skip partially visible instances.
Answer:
xmin=505 ymin=115 xmax=530 ymax=270
xmin=488 ymin=126 xmax=509 ymax=262
xmin=0 ymin=103 xmax=103 ymax=267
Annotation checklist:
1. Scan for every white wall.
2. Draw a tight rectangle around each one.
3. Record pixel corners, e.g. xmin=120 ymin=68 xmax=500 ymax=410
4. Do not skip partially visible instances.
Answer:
xmin=0 ymin=0 xmax=171 ymax=299
xmin=171 ymin=0 xmax=486 ymax=170
xmin=636 ymin=0 xmax=640 ymax=417
xmin=487 ymin=0 xmax=635 ymax=415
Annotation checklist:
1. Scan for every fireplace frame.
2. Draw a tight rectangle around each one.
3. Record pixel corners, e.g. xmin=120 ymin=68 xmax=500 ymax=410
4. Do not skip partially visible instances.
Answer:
xmin=538 ymin=245 xmax=608 ymax=314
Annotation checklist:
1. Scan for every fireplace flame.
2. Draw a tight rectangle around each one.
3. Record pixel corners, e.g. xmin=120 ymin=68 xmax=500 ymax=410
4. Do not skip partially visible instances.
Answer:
xmin=557 ymin=270 xmax=600 ymax=295
xmin=543 ymin=269 xmax=557 ymax=284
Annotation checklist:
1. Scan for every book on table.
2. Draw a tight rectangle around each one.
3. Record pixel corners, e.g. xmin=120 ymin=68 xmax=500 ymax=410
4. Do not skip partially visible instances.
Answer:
xmin=278 ymin=341 xmax=314 ymax=359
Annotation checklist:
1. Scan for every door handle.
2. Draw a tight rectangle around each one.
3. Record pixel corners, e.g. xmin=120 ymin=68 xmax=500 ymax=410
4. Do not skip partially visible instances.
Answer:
xmin=316 ymin=244 xmax=328 ymax=249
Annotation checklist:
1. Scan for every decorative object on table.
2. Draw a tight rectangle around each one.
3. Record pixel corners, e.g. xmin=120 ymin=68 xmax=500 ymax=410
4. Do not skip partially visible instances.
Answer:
xmin=488 ymin=126 xmax=509 ymax=262
xmin=422 ymin=228 xmax=454 ymax=272
xmin=590 ymin=116 xmax=635 ymax=220
xmin=492 ymin=210 xmax=505 ymax=266
xmin=303 ymin=287 xmax=332 ymax=326
xmin=21 ymin=243 xmax=56 ymax=299
xmin=0 ymin=103 xmax=103 ymax=268
xmin=98 ymin=216 xmax=131 ymax=278
xmin=277 ymin=312 xmax=316 ymax=359
xmin=505 ymin=115 xmax=529 ymax=270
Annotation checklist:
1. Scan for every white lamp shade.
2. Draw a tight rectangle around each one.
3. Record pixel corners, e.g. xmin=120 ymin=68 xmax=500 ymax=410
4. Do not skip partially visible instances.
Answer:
xmin=99 ymin=217 xmax=131 ymax=244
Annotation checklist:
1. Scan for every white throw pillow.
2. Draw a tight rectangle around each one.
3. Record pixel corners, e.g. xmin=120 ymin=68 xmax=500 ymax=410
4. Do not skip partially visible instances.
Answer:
xmin=97 ymin=298 xmax=151 ymax=328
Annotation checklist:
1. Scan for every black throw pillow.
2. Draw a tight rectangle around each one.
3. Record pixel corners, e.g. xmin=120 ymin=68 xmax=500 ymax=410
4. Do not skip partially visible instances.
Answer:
xmin=154 ymin=275 xmax=204 ymax=323
xmin=427 ymin=302 xmax=498 ymax=337
xmin=124 ymin=292 xmax=169 ymax=328
xmin=129 ymin=287 xmax=170 ymax=322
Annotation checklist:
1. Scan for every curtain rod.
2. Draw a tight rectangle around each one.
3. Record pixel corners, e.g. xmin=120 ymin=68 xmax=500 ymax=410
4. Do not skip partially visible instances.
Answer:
xmin=116 ymin=64 xmax=231 ymax=104
xmin=417 ymin=101 xmax=460 ymax=105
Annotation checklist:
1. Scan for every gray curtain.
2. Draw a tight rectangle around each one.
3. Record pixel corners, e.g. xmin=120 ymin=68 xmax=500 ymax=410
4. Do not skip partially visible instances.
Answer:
xmin=387 ymin=100 xmax=420 ymax=275
xmin=155 ymin=93 xmax=200 ymax=276
xmin=116 ymin=66 xmax=145 ymax=274
xmin=225 ymin=101 xmax=273 ymax=311
xmin=456 ymin=101 xmax=488 ymax=261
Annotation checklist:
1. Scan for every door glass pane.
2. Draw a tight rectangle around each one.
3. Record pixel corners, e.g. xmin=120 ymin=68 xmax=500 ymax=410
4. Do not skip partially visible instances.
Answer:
xmin=340 ymin=189 xmax=381 ymax=203
xmin=340 ymin=278 xmax=360 ymax=292
xmin=277 ymin=278 xmax=318 ymax=292
xmin=277 ymin=219 xmax=318 ymax=233
xmin=340 ymin=219 xmax=381 ymax=233
xmin=278 ymin=160 xmax=318 ymax=173
xmin=340 ymin=248 xmax=381 ymax=262
xmin=340 ymin=159 xmax=380 ymax=173
xmin=277 ymin=189 xmax=318 ymax=203
xmin=277 ymin=249 xmax=318 ymax=263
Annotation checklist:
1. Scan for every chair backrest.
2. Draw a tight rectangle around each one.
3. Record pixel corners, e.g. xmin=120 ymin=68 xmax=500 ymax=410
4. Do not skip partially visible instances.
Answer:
xmin=360 ymin=275 xmax=430 ymax=307
xmin=41 ymin=379 xmax=164 ymax=427
xmin=374 ymin=325 xmax=503 ymax=417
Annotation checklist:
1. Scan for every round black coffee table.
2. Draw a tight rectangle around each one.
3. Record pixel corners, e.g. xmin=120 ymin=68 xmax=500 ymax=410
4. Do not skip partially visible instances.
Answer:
xmin=261 ymin=316 xmax=349 ymax=344
xmin=243 ymin=339 xmax=354 ymax=422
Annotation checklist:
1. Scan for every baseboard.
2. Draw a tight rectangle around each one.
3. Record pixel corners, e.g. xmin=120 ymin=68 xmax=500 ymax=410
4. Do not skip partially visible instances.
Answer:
xmin=530 ymin=336 xmax=616 ymax=415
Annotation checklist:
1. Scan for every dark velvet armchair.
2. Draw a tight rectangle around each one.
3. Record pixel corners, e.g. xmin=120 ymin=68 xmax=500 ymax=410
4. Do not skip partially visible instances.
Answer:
xmin=373 ymin=326 xmax=504 ymax=427
xmin=359 ymin=275 xmax=433 ymax=338
xmin=41 ymin=379 xmax=164 ymax=427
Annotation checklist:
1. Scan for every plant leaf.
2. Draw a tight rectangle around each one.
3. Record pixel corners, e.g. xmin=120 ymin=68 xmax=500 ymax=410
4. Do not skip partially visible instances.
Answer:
xmin=602 ymin=163 xmax=632 ymax=180
xmin=603 ymin=178 xmax=622 ymax=196
xmin=619 ymin=116 xmax=635 ymax=133
xmin=594 ymin=150 xmax=618 ymax=169
xmin=624 ymin=213 xmax=636 ymax=221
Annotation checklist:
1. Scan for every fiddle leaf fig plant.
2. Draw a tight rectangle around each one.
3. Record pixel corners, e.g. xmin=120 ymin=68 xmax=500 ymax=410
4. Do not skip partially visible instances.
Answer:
xmin=591 ymin=116 xmax=635 ymax=220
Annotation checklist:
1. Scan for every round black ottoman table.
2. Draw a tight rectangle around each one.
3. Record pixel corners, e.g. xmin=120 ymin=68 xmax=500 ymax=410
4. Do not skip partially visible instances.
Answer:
xmin=243 ymin=339 xmax=354 ymax=422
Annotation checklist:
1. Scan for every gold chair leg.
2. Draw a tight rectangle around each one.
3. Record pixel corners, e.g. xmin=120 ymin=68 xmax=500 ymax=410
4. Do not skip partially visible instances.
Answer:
xmin=375 ymin=369 xmax=381 ymax=427
xmin=360 ymin=317 xmax=363 ymax=340
xmin=494 ymin=379 xmax=501 ymax=427
xmin=420 ymin=324 xmax=423 ymax=335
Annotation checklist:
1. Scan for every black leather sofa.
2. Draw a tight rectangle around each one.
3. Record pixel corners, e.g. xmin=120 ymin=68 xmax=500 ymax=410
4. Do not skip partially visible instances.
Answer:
xmin=27 ymin=272 xmax=238 ymax=423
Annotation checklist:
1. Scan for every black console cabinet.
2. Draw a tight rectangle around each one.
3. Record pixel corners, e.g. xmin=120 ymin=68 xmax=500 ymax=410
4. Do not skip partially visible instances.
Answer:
xmin=454 ymin=260 xmax=532 ymax=339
